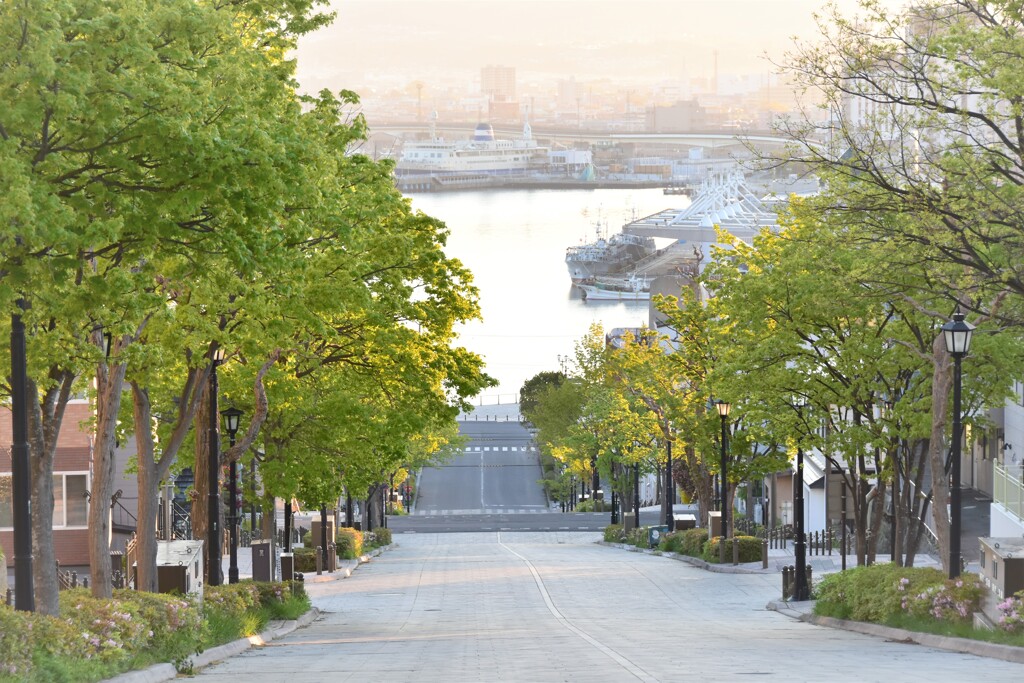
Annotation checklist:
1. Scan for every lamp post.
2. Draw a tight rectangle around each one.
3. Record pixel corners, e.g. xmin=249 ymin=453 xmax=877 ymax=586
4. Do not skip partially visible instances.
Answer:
xmin=221 ymin=406 xmax=243 ymax=584
xmin=663 ymin=439 xmax=674 ymax=530
xmin=716 ymin=401 xmax=731 ymax=538
xmin=633 ymin=461 xmax=640 ymax=524
xmin=10 ymin=302 xmax=33 ymax=611
xmin=207 ymin=347 xmax=226 ymax=586
xmin=941 ymin=310 xmax=974 ymax=579
xmin=793 ymin=400 xmax=808 ymax=601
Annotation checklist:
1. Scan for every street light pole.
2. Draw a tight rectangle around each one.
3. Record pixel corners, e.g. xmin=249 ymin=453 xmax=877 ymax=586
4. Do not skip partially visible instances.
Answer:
xmin=794 ymin=443 xmax=808 ymax=600
xmin=664 ymin=439 xmax=674 ymax=530
xmin=10 ymin=303 xmax=33 ymax=611
xmin=716 ymin=401 xmax=731 ymax=538
xmin=633 ymin=461 xmax=640 ymax=524
xmin=206 ymin=347 xmax=225 ymax=586
xmin=942 ymin=311 xmax=974 ymax=579
xmin=221 ymin=406 xmax=243 ymax=584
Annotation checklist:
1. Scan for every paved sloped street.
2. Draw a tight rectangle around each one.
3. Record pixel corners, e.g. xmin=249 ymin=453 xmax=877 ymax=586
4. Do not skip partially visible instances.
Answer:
xmin=193 ymin=532 xmax=1023 ymax=682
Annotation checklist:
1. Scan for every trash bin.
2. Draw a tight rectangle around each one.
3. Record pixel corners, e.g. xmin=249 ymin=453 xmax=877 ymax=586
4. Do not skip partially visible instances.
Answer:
xmin=648 ymin=525 xmax=669 ymax=548
xmin=251 ymin=540 xmax=272 ymax=582
xmin=622 ymin=512 xmax=637 ymax=532
xmin=280 ymin=553 xmax=294 ymax=582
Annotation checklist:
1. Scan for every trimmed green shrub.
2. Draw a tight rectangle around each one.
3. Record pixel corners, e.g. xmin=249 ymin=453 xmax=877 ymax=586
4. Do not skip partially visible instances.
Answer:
xmin=679 ymin=528 xmax=709 ymax=556
xmin=369 ymin=526 xmax=392 ymax=547
xmin=603 ymin=524 xmax=625 ymax=543
xmin=701 ymin=535 xmax=762 ymax=563
xmin=629 ymin=527 xmax=648 ymax=548
xmin=815 ymin=564 xmax=983 ymax=624
xmin=335 ymin=527 xmax=364 ymax=559
xmin=657 ymin=531 xmax=682 ymax=553
xmin=0 ymin=605 xmax=33 ymax=677
xmin=293 ymin=546 xmax=316 ymax=572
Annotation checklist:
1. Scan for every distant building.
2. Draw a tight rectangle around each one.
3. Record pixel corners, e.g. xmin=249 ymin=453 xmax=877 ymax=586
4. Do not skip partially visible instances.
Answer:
xmin=481 ymin=65 xmax=516 ymax=100
xmin=645 ymin=99 xmax=708 ymax=133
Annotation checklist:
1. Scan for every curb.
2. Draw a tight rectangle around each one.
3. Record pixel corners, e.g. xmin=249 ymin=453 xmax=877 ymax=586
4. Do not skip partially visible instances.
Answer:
xmin=605 ymin=539 xmax=1024 ymax=665
xmin=104 ymin=544 xmax=394 ymax=682
xmin=103 ymin=607 xmax=321 ymax=683
xmin=301 ymin=543 xmax=392 ymax=582
xmin=764 ymin=603 xmax=1024 ymax=665
xmin=598 ymin=541 xmax=769 ymax=574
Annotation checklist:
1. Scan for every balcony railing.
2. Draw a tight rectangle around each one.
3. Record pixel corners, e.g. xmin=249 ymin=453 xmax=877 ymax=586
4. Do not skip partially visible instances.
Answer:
xmin=994 ymin=460 xmax=1024 ymax=522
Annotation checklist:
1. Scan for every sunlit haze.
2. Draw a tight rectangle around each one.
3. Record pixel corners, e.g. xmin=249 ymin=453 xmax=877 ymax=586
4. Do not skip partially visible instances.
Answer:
xmin=295 ymin=0 xmax=901 ymax=125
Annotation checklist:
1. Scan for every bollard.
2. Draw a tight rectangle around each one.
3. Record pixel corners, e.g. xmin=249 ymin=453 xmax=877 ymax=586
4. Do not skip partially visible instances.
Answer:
xmin=806 ymin=565 xmax=813 ymax=596
xmin=762 ymin=539 xmax=769 ymax=569
xmin=316 ymin=545 xmax=323 ymax=575
xmin=71 ymin=571 xmax=78 ymax=588
xmin=827 ymin=527 xmax=833 ymax=556
xmin=5 ymin=588 xmax=12 ymax=606
xmin=732 ymin=537 xmax=739 ymax=565
xmin=782 ymin=565 xmax=792 ymax=600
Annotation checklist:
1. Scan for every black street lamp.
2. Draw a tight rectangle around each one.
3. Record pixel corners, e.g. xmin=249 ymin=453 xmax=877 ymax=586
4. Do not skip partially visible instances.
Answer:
xmin=10 ymin=302 xmax=33 ymax=611
xmin=207 ymin=347 xmax=226 ymax=587
xmin=716 ymin=401 xmax=731 ymax=538
xmin=793 ymin=400 xmax=809 ymax=601
xmin=663 ymin=439 xmax=674 ymax=530
xmin=221 ymin=406 xmax=243 ymax=584
xmin=633 ymin=461 xmax=640 ymax=524
xmin=941 ymin=310 xmax=974 ymax=579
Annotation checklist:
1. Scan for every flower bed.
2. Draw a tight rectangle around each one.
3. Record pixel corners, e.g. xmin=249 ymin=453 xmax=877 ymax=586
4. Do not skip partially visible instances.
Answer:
xmin=0 ymin=580 xmax=309 ymax=682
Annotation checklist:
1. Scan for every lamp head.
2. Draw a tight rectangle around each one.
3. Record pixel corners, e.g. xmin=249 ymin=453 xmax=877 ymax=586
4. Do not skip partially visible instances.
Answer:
xmin=220 ymin=406 xmax=243 ymax=436
xmin=716 ymin=400 xmax=731 ymax=418
xmin=941 ymin=311 xmax=975 ymax=357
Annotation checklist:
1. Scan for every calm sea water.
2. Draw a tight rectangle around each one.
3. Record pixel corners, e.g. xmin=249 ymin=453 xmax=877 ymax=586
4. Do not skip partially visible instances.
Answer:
xmin=408 ymin=188 xmax=683 ymax=400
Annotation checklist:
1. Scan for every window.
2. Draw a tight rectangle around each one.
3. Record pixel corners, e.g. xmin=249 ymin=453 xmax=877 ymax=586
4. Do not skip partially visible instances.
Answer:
xmin=0 ymin=475 xmax=11 ymax=527
xmin=0 ymin=472 xmax=89 ymax=529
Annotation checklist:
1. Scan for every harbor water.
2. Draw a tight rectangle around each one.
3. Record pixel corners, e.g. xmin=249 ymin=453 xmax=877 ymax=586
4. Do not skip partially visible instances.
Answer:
xmin=407 ymin=188 xmax=685 ymax=400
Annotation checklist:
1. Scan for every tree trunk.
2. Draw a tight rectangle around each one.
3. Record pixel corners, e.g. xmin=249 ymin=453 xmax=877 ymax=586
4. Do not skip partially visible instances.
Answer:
xmin=192 ymin=380 xmax=212 ymax=582
xmin=90 ymin=359 xmax=128 ymax=599
xmin=928 ymin=340 xmax=953 ymax=574
xmin=868 ymin=480 xmax=887 ymax=565
xmin=29 ymin=379 xmax=65 ymax=616
xmin=902 ymin=438 xmax=930 ymax=567
xmin=133 ymin=387 xmax=160 ymax=593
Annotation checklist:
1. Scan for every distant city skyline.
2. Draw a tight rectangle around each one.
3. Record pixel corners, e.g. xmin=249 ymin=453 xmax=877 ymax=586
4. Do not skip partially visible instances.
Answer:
xmin=295 ymin=0 xmax=905 ymax=98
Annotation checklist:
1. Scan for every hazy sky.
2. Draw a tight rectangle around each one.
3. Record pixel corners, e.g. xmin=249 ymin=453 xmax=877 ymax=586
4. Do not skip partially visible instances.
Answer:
xmin=295 ymin=0 xmax=900 ymax=93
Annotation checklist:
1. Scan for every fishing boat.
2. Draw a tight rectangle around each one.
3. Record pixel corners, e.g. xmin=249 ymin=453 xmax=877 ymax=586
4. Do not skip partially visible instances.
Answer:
xmin=577 ymin=275 xmax=651 ymax=301
xmin=565 ymin=224 xmax=657 ymax=283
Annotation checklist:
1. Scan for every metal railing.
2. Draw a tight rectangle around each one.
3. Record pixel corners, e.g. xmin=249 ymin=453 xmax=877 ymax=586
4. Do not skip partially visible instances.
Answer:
xmin=994 ymin=460 xmax=1024 ymax=522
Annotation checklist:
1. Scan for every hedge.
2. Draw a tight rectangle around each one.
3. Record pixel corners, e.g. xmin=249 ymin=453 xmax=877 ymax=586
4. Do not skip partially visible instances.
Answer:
xmin=701 ymin=535 xmax=762 ymax=563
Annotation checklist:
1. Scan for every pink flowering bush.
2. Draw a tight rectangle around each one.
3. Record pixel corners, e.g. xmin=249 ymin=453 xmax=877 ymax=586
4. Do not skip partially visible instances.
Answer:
xmin=996 ymin=590 xmax=1024 ymax=632
xmin=899 ymin=574 xmax=983 ymax=623
xmin=0 ymin=605 xmax=34 ymax=678
xmin=60 ymin=589 xmax=151 ymax=661
xmin=0 ymin=579 xmax=307 ymax=681
xmin=815 ymin=564 xmax=983 ymax=624
xmin=204 ymin=583 xmax=261 ymax=623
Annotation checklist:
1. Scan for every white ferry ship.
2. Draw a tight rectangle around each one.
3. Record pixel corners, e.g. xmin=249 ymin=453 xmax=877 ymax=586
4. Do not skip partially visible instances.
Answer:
xmin=395 ymin=114 xmax=549 ymax=178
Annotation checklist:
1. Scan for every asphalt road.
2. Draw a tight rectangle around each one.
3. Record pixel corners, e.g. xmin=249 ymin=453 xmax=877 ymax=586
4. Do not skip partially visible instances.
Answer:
xmin=389 ymin=420 xmax=667 ymax=533
xmin=194 ymin=532 xmax=1024 ymax=682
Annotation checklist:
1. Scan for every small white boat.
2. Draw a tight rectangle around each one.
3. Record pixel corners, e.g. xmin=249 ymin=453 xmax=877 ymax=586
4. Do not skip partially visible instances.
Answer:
xmin=577 ymin=275 xmax=651 ymax=301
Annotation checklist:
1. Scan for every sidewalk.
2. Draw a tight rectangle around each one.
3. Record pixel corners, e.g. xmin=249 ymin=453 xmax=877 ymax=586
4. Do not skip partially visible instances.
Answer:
xmin=219 ymin=545 xmax=384 ymax=584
